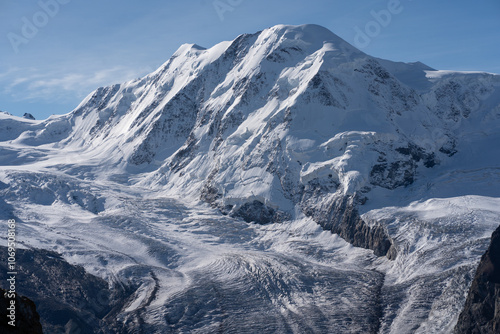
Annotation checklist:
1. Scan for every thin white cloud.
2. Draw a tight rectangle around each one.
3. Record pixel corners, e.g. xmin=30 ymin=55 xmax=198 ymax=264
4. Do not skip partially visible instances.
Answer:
xmin=1 ymin=64 xmax=153 ymax=104
xmin=0 ymin=67 xmax=21 ymax=80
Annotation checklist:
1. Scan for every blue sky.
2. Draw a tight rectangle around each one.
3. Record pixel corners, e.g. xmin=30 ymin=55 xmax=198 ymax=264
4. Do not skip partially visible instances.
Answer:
xmin=1 ymin=0 xmax=499 ymax=120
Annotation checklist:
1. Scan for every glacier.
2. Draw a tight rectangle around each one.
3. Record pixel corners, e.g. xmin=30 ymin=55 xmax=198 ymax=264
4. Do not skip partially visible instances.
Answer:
xmin=1 ymin=24 xmax=500 ymax=333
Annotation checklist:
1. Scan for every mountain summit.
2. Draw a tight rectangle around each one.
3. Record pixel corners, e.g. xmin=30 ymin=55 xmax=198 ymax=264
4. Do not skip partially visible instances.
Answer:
xmin=3 ymin=23 xmax=500 ymax=252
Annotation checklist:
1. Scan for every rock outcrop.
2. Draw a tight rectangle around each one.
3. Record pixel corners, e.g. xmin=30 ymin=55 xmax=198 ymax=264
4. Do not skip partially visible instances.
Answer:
xmin=455 ymin=225 xmax=500 ymax=333
xmin=303 ymin=194 xmax=396 ymax=258
xmin=23 ymin=113 xmax=35 ymax=120
xmin=0 ymin=288 xmax=43 ymax=334
xmin=0 ymin=247 xmax=134 ymax=334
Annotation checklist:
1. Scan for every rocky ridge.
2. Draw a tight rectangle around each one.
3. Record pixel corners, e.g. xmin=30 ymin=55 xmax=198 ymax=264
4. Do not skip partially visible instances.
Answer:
xmin=455 ymin=225 xmax=500 ymax=333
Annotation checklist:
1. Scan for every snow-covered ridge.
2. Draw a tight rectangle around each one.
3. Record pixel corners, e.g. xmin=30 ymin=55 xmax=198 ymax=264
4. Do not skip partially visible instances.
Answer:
xmin=2 ymin=24 xmax=500 ymax=252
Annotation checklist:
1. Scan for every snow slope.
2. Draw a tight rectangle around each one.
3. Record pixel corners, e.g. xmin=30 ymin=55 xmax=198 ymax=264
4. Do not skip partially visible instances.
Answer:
xmin=1 ymin=24 xmax=500 ymax=333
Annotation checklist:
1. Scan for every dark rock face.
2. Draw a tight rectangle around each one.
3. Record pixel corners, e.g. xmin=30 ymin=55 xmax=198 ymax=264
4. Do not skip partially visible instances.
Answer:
xmin=22 ymin=113 xmax=35 ymax=120
xmin=323 ymin=196 xmax=395 ymax=258
xmin=370 ymin=144 xmax=437 ymax=190
xmin=303 ymin=194 xmax=396 ymax=258
xmin=370 ymin=160 xmax=416 ymax=189
xmin=234 ymin=200 xmax=276 ymax=224
xmin=0 ymin=288 xmax=43 ymax=334
xmin=0 ymin=247 xmax=135 ymax=334
xmin=455 ymin=225 xmax=500 ymax=333
xmin=231 ymin=200 xmax=290 ymax=224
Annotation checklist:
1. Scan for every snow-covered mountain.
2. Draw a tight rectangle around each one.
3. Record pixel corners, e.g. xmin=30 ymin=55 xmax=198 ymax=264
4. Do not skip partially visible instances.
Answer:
xmin=1 ymin=24 xmax=500 ymax=333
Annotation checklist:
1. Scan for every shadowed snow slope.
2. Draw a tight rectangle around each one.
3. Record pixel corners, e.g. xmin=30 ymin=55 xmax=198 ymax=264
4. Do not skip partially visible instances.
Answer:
xmin=1 ymin=24 xmax=500 ymax=333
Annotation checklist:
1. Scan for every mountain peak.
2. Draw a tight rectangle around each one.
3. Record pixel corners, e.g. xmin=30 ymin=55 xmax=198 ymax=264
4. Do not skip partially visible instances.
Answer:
xmin=266 ymin=24 xmax=347 ymax=42
xmin=257 ymin=24 xmax=365 ymax=61
xmin=172 ymin=43 xmax=208 ymax=57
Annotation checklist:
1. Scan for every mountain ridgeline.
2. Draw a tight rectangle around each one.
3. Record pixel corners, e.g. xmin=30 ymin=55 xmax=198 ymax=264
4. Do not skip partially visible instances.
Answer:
xmin=10 ymin=24 xmax=497 ymax=259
